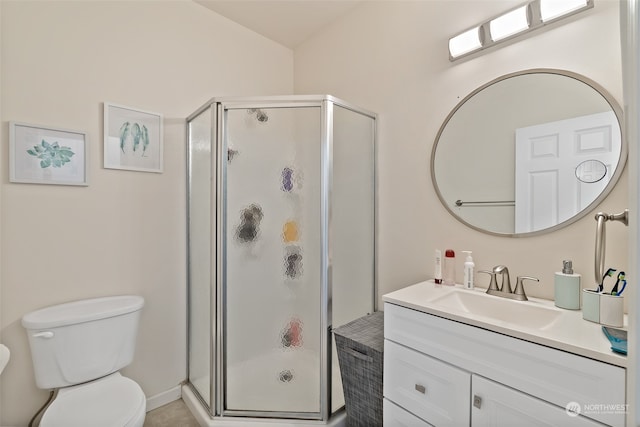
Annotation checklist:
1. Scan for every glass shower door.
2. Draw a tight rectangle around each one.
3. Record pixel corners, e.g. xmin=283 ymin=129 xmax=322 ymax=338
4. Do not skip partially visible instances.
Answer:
xmin=187 ymin=106 xmax=214 ymax=411
xmin=223 ymin=105 xmax=323 ymax=417
xmin=330 ymin=103 xmax=376 ymax=412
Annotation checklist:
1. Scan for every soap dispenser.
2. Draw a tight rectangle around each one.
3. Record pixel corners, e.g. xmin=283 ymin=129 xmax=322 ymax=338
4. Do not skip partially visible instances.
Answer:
xmin=554 ymin=260 xmax=581 ymax=310
xmin=462 ymin=251 xmax=474 ymax=290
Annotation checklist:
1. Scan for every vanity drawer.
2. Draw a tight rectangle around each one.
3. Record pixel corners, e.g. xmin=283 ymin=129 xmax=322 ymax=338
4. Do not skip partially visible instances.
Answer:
xmin=383 ymin=398 xmax=433 ymax=427
xmin=384 ymin=303 xmax=626 ymax=427
xmin=384 ymin=339 xmax=470 ymax=426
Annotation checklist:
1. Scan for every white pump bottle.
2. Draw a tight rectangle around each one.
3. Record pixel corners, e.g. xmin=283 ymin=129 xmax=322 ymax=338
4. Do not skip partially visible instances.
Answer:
xmin=462 ymin=251 xmax=474 ymax=289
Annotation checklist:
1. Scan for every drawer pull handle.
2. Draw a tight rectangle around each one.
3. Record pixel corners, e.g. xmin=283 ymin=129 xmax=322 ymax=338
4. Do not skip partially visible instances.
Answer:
xmin=415 ymin=384 xmax=426 ymax=394
xmin=344 ymin=347 xmax=373 ymax=363
xmin=473 ymin=395 xmax=482 ymax=409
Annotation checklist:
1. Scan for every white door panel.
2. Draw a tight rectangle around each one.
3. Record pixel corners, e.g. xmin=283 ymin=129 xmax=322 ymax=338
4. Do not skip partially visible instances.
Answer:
xmin=515 ymin=111 xmax=620 ymax=233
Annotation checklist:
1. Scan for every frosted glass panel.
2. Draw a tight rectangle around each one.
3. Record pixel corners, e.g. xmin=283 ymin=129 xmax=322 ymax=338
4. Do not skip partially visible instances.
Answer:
xmin=331 ymin=105 xmax=375 ymax=412
xmin=224 ymin=106 xmax=322 ymax=414
xmin=187 ymin=107 xmax=213 ymax=409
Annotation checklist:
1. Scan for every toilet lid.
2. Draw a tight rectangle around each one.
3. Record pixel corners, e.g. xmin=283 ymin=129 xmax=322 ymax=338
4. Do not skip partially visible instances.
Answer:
xmin=41 ymin=373 xmax=145 ymax=427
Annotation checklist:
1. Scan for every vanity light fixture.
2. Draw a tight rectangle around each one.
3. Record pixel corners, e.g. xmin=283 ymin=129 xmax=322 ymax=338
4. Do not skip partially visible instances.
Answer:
xmin=540 ymin=0 xmax=590 ymax=22
xmin=489 ymin=5 xmax=530 ymax=42
xmin=448 ymin=0 xmax=593 ymax=61
xmin=448 ymin=26 xmax=483 ymax=59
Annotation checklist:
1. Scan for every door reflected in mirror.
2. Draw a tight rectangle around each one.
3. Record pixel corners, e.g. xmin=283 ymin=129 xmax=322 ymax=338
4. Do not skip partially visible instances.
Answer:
xmin=431 ymin=69 xmax=626 ymax=237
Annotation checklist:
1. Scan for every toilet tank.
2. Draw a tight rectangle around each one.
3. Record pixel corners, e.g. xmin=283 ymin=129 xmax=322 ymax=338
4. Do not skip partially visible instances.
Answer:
xmin=22 ymin=295 xmax=144 ymax=389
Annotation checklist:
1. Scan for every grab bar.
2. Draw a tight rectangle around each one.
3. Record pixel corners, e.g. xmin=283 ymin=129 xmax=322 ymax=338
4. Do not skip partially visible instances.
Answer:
xmin=594 ymin=210 xmax=628 ymax=284
xmin=455 ymin=199 xmax=515 ymax=207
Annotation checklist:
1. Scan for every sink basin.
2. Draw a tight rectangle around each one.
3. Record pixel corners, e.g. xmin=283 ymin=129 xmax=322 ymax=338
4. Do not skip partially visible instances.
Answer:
xmin=429 ymin=289 xmax=562 ymax=329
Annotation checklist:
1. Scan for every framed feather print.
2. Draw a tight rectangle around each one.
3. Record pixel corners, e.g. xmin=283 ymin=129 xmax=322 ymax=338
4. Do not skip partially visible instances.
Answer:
xmin=104 ymin=102 xmax=163 ymax=173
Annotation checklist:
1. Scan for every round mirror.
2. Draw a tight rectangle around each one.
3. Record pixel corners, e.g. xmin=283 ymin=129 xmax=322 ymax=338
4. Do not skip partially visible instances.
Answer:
xmin=431 ymin=69 xmax=626 ymax=237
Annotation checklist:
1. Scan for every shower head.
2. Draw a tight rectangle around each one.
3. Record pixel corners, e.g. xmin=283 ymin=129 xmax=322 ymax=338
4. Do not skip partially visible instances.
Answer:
xmin=247 ymin=108 xmax=269 ymax=123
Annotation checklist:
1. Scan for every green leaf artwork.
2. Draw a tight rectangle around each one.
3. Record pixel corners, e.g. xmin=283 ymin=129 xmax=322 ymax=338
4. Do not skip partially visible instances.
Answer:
xmin=27 ymin=139 xmax=75 ymax=169
xmin=119 ymin=121 xmax=150 ymax=156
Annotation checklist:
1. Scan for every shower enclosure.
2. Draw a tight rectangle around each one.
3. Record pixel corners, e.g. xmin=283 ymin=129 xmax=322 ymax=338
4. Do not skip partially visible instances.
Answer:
xmin=186 ymin=96 xmax=376 ymax=422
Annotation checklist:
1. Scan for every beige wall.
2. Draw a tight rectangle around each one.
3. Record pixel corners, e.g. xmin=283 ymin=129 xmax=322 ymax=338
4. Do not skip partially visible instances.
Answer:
xmin=0 ymin=0 xmax=629 ymax=425
xmin=294 ymin=0 xmax=627 ymax=307
xmin=0 ymin=1 xmax=293 ymax=425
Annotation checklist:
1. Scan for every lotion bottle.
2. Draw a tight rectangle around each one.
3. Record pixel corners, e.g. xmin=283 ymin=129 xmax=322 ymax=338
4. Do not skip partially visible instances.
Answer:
xmin=443 ymin=249 xmax=455 ymax=286
xmin=434 ymin=250 xmax=443 ymax=285
xmin=462 ymin=251 xmax=474 ymax=290
xmin=554 ymin=260 xmax=581 ymax=310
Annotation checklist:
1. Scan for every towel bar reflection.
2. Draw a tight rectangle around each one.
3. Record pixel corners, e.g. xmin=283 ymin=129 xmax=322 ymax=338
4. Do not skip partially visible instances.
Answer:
xmin=455 ymin=199 xmax=515 ymax=207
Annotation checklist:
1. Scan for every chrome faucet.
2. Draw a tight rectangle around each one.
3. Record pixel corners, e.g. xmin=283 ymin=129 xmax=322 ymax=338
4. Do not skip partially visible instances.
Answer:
xmin=479 ymin=265 xmax=539 ymax=301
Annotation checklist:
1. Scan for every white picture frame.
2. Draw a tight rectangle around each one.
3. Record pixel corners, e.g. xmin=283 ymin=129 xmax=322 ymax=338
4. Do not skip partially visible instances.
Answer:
xmin=104 ymin=102 xmax=163 ymax=173
xmin=9 ymin=121 xmax=88 ymax=186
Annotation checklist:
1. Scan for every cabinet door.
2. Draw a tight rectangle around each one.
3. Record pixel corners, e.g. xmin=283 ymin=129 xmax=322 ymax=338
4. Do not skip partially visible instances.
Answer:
xmin=384 ymin=340 xmax=471 ymax=426
xmin=384 ymin=398 xmax=433 ymax=427
xmin=471 ymin=375 xmax=604 ymax=427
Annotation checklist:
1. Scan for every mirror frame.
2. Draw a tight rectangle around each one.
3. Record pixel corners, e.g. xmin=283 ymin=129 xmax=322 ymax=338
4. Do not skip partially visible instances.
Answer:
xmin=431 ymin=68 xmax=627 ymax=237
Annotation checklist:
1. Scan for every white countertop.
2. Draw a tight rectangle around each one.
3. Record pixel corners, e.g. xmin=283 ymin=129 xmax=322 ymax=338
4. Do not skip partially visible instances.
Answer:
xmin=383 ymin=280 xmax=627 ymax=368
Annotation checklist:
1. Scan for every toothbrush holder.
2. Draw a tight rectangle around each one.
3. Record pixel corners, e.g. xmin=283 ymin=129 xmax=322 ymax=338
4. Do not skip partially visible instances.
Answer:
xmin=582 ymin=290 xmax=623 ymax=327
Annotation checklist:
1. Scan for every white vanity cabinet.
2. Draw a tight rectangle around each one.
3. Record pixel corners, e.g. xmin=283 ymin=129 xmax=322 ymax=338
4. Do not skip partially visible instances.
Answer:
xmin=383 ymin=302 xmax=626 ymax=427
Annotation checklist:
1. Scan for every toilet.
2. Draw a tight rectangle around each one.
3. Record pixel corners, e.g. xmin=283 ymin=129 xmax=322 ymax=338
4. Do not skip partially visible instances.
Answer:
xmin=22 ymin=295 xmax=146 ymax=427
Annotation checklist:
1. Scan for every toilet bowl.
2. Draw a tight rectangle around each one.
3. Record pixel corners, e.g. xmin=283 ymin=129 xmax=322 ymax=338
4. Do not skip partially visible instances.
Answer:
xmin=40 ymin=372 xmax=146 ymax=427
xmin=22 ymin=295 xmax=145 ymax=426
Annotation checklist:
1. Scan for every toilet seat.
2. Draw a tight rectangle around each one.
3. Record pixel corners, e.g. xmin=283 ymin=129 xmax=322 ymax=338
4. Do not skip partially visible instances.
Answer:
xmin=40 ymin=372 xmax=146 ymax=427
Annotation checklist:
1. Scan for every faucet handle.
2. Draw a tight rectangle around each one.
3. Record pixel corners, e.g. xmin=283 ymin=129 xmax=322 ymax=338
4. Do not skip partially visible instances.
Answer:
xmin=514 ymin=276 xmax=539 ymax=301
xmin=479 ymin=270 xmax=499 ymax=291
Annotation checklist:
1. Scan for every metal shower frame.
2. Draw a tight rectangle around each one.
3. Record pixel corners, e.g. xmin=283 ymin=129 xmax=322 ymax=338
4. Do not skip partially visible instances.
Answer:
xmin=186 ymin=95 xmax=378 ymax=422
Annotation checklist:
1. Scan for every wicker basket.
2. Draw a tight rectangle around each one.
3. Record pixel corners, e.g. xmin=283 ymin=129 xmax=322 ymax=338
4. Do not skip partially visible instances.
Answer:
xmin=333 ymin=311 xmax=384 ymax=427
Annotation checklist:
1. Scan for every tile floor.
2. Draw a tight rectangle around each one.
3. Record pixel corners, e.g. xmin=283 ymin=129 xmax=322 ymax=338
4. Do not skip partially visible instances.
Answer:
xmin=144 ymin=399 xmax=200 ymax=427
